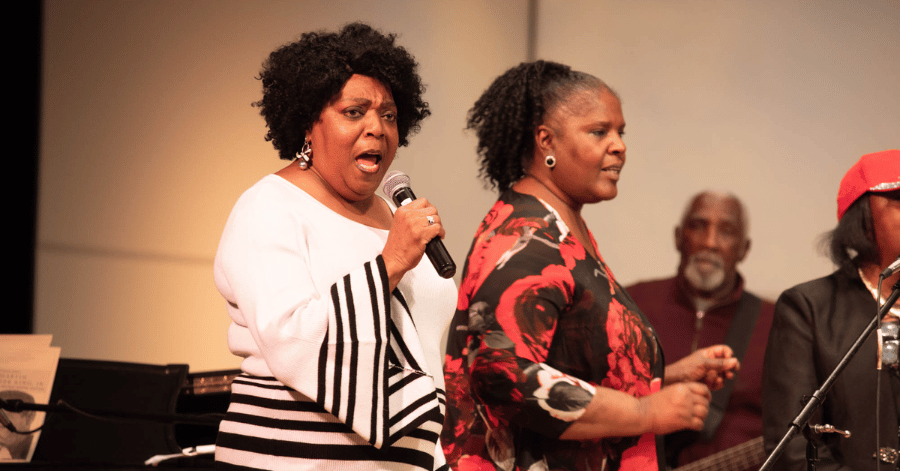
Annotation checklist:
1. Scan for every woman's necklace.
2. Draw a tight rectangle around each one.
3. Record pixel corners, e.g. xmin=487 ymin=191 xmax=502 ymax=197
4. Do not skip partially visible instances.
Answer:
xmin=858 ymin=267 xmax=900 ymax=319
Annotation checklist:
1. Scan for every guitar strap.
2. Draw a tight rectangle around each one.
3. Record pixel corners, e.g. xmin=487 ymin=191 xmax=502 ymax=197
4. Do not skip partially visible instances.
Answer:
xmin=701 ymin=291 xmax=762 ymax=441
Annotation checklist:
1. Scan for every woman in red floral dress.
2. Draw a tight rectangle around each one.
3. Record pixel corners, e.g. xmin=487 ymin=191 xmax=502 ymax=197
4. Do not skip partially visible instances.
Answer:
xmin=442 ymin=61 xmax=739 ymax=471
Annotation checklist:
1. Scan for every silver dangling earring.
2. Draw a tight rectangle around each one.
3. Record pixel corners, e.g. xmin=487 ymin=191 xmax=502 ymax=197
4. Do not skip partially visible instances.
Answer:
xmin=545 ymin=155 xmax=556 ymax=168
xmin=297 ymin=140 xmax=312 ymax=170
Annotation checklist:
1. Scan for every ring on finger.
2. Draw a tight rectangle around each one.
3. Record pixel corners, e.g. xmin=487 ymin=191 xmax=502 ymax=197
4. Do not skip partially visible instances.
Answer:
xmin=426 ymin=215 xmax=435 ymax=225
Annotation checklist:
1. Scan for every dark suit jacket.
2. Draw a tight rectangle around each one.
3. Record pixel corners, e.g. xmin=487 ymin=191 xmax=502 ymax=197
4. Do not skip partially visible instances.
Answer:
xmin=762 ymin=268 xmax=899 ymax=470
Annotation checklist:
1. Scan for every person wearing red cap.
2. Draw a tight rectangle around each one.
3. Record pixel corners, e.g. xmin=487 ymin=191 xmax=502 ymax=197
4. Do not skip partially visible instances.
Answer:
xmin=762 ymin=149 xmax=900 ymax=470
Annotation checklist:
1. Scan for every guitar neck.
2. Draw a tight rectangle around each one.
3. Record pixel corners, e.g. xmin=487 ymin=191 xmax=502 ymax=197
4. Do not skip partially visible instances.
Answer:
xmin=674 ymin=436 xmax=766 ymax=471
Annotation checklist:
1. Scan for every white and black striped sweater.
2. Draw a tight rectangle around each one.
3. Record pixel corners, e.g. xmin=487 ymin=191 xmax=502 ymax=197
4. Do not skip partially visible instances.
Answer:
xmin=213 ymin=175 xmax=456 ymax=470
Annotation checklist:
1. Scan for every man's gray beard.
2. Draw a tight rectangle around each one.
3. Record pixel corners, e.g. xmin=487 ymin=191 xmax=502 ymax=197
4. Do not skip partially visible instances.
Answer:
xmin=683 ymin=252 xmax=726 ymax=293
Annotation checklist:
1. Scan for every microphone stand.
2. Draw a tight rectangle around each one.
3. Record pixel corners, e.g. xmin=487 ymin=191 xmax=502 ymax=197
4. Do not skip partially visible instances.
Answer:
xmin=759 ymin=278 xmax=900 ymax=471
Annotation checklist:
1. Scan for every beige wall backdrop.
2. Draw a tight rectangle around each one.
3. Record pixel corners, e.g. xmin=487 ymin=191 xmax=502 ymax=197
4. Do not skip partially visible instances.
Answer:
xmin=38 ymin=0 xmax=898 ymax=372
xmin=536 ymin=0 xmax=899 ymax=302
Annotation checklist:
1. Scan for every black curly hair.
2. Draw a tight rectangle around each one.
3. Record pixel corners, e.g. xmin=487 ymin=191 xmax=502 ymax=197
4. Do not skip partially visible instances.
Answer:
xmin=255 ymin=22 xmax=430 ymax=160
xmin=467 ymin=60 xmax=617 ymax=191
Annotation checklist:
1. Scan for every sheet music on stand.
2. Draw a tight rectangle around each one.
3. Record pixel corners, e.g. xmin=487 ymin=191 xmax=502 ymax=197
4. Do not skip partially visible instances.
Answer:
xmin=0 ymin=335 xmax=60 ymax=463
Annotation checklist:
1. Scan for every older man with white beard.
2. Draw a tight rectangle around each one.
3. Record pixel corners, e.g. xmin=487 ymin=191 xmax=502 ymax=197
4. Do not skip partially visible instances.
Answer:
xmin=627 ymin=191 xmax=776 ymax=471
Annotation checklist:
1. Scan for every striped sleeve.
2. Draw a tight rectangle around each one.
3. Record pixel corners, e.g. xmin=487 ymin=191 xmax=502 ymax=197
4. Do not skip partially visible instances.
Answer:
xmin=308 ymin=256 xmax=441 ymax=449
xmin=311 ymin=255 xmax=391 ymax=448
xmin=383 ymin=291 xmax=445 ymax=447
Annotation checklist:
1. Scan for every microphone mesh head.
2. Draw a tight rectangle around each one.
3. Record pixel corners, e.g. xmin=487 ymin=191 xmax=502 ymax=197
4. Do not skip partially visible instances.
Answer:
xmin=382 ymin=170 xmax=410 ymax=198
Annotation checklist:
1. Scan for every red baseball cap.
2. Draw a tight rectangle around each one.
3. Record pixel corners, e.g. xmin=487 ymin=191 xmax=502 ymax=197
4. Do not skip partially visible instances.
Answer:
xmin=837 ymin=149 xmax=900 ymax=220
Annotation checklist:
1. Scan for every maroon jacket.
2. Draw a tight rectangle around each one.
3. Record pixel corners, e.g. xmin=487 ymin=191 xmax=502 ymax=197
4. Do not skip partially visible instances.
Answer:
xmin=626 ymin=275 xmax=775 ymax=469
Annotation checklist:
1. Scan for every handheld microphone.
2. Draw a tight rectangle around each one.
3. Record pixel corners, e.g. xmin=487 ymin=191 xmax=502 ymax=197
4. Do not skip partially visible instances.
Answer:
xmin=382 ymin=170 xmax=456 ymax=279
xmin=881 ymin=255 xmax=900 ymax=278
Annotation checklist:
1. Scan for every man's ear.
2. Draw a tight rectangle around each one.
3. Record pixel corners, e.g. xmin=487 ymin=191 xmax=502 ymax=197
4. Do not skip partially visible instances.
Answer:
xmin=674 ymin=225 xmax=684 ymax=251
xmin=738 ymin=238 xmax=751 ymax=262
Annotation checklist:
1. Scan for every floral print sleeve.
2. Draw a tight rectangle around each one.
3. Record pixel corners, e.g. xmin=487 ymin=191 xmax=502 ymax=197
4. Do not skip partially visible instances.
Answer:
xmin=442 ymin=190 xmax=662 ymax=471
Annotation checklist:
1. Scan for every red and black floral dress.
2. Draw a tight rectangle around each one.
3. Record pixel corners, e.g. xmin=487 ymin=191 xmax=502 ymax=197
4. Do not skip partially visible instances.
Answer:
xmin=442 ymin=190 xmax=665 ymax=471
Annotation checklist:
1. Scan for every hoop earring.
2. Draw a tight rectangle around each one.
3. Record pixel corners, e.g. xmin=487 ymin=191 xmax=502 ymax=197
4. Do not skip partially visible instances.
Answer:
xmin=544 ymin=155 xmax=556 ymax=168
xmin=297 ymin=140 xmax=312 ymax=170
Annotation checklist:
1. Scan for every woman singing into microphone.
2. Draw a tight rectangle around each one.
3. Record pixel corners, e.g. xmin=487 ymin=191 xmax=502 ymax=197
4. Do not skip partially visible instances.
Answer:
xmin=213 ymin=23 xmax=456 ymax=470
